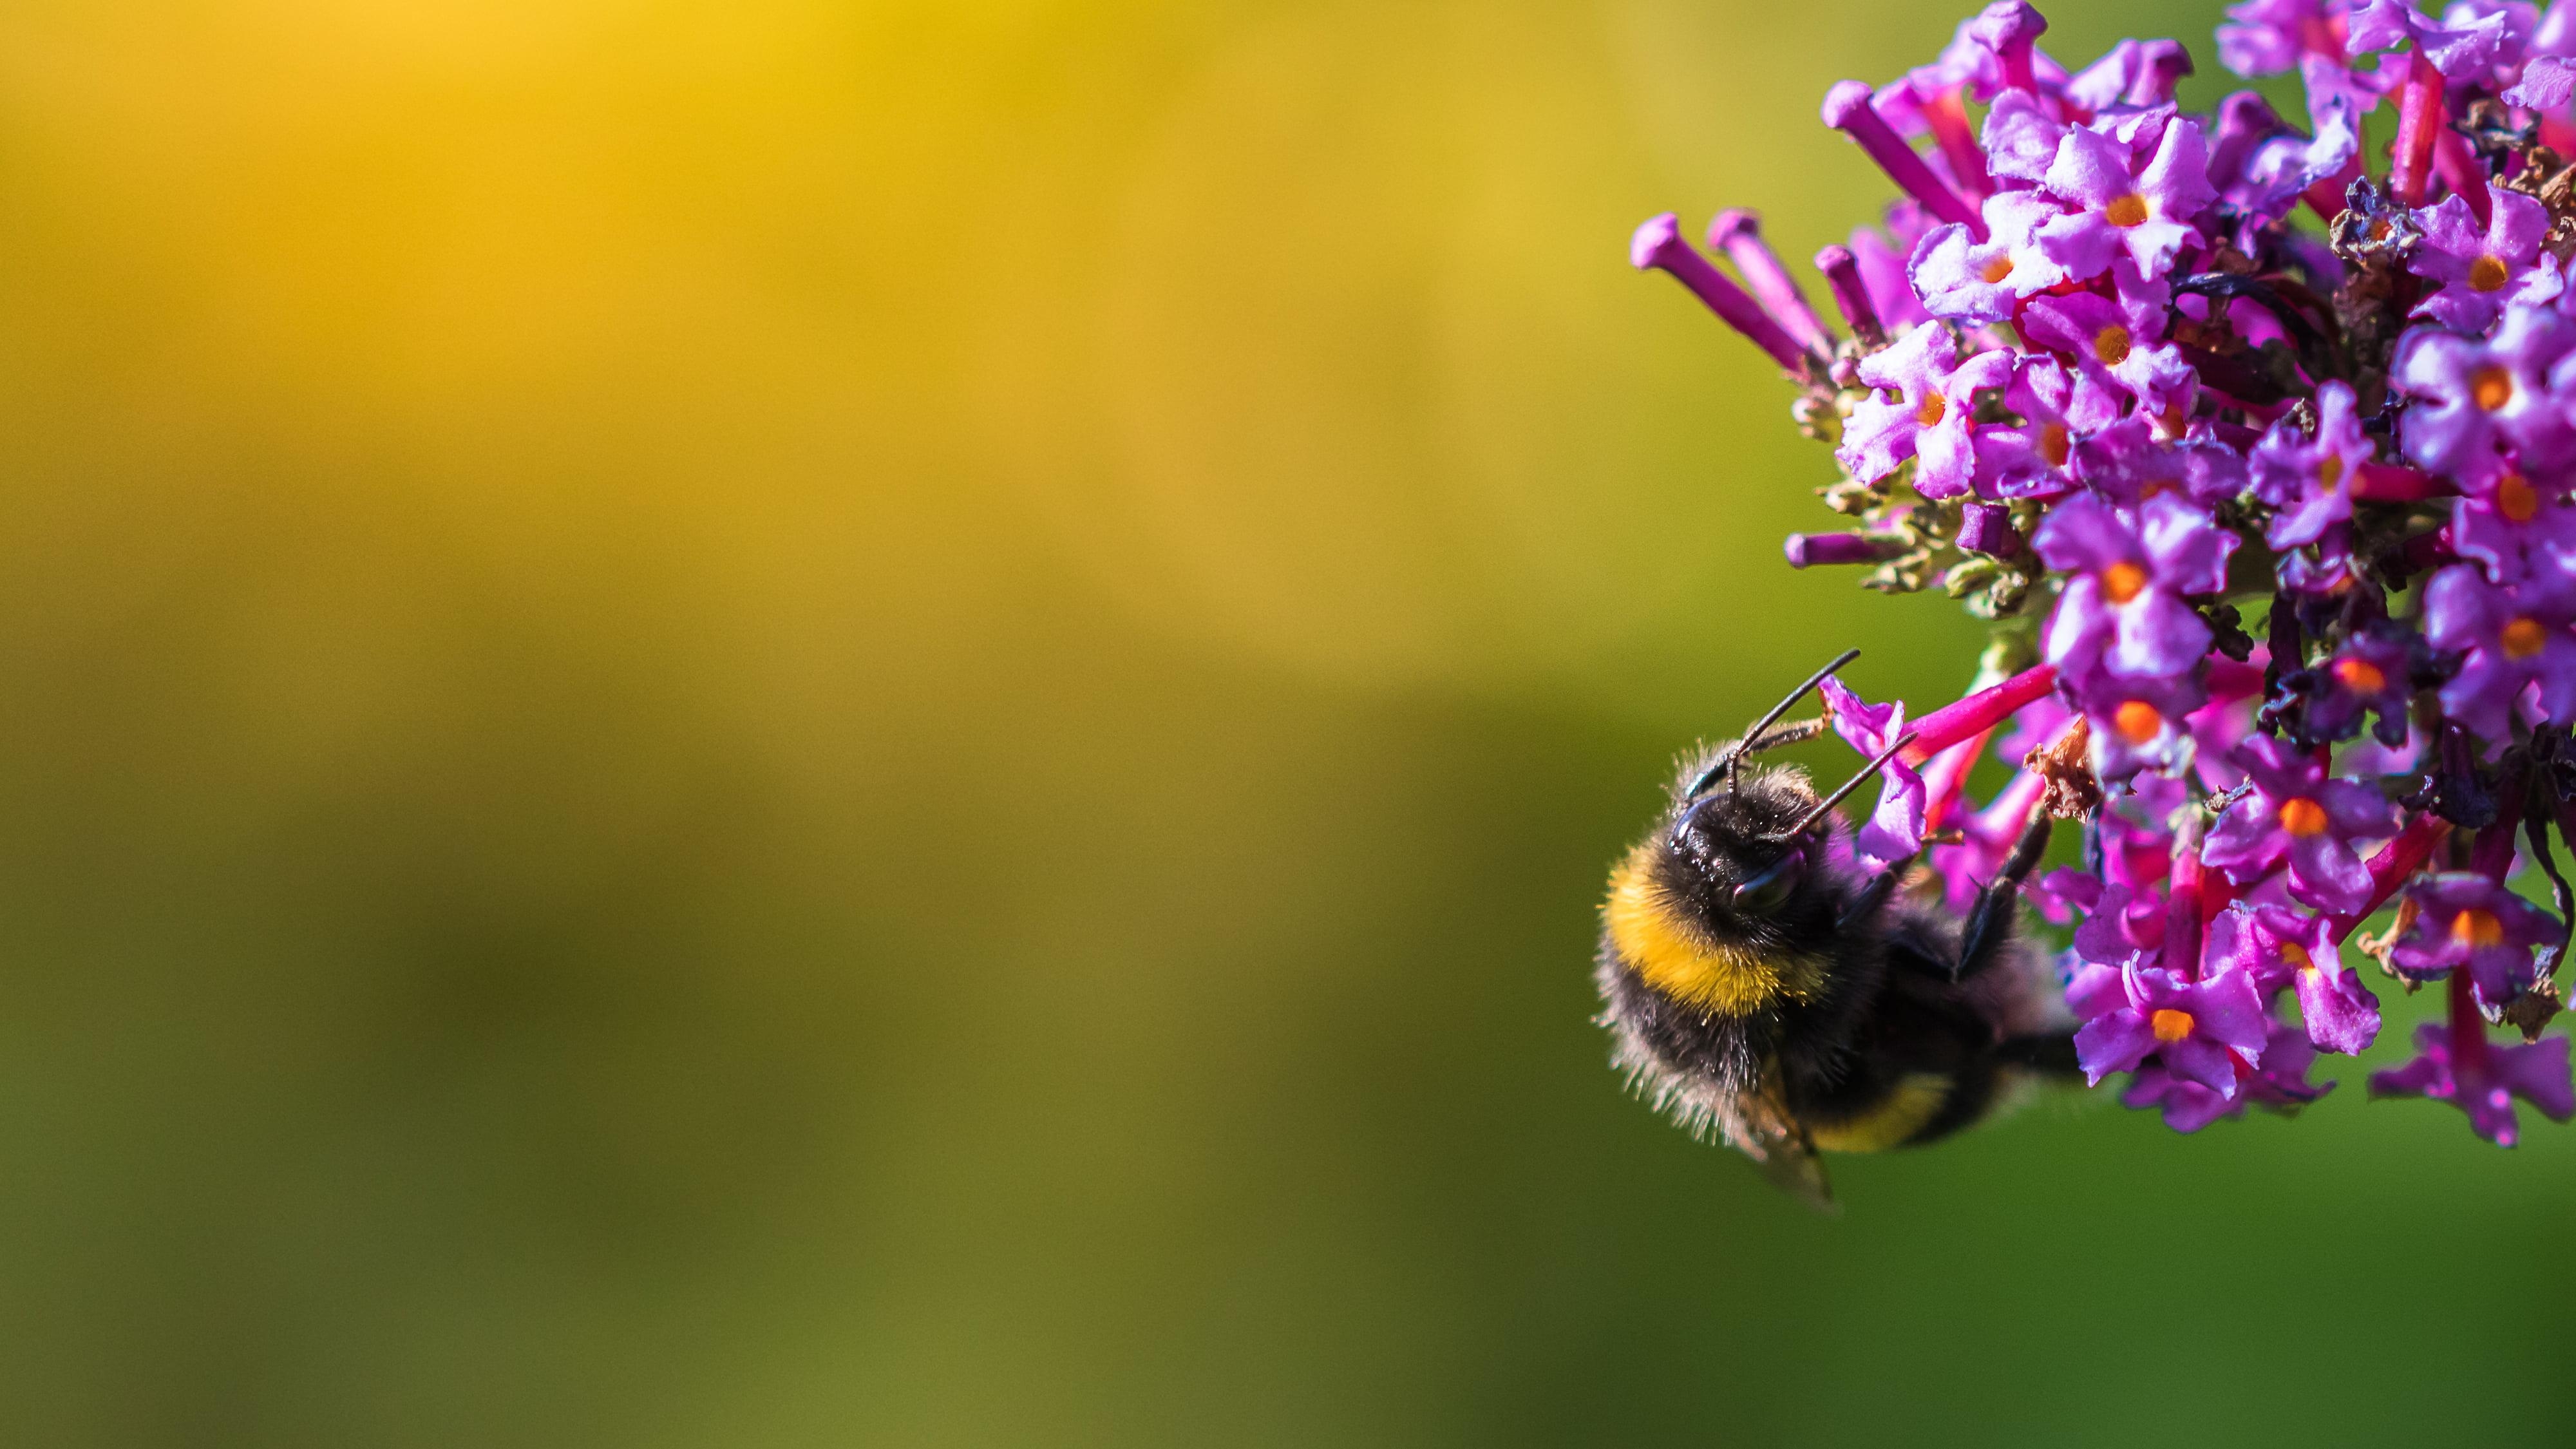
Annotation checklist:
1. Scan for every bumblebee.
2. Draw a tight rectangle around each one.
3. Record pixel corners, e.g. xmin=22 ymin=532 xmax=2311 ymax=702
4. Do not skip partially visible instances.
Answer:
xmin=1596 ymin=650 xmax=2076 ymax=1208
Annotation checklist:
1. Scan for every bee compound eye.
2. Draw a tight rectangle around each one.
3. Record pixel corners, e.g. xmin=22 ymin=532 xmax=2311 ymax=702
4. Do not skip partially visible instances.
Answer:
xmin=1730 ymin=849 xmax=1806 ymax=915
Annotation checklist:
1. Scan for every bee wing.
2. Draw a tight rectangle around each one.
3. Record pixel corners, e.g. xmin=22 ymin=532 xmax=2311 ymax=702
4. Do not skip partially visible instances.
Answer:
xmin=1719 ymin=1072 xmax=1838 ymax=1214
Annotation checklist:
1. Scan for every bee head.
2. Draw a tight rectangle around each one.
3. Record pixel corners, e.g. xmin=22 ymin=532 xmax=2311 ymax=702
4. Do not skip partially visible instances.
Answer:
xmin=1664 ymin=756 xmax=1828 ymax=924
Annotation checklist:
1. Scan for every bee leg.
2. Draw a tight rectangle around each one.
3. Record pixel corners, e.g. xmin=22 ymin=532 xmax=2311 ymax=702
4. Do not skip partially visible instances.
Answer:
xmin=1836 ymin=866 xmax=1902 ymax=930
xmin=1952 ymin=810 xmax=2052 ymax=983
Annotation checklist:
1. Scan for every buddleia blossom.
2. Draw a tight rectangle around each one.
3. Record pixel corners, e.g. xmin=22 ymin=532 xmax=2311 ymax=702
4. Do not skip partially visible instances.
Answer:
xmin=2202 ymin=735 xmax=2400 ymax=912
xmin=2388 ymin=872 xmax=2560 ymax=1013
xmin=1631 ymin=0 xmax=2576 ymax=1144
xmin=2371 ymin=1023 xmax=2576 ymax=1146
xmin=2407 ymin=182 xmax=2565 ymax=332
xmin=2249 ymin=381 xmax=2372 ymax=547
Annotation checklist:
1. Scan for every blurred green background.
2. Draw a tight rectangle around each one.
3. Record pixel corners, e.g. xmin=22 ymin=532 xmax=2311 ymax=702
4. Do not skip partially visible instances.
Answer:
xmin=1 ymin=0 xmax=2569 ymax=1444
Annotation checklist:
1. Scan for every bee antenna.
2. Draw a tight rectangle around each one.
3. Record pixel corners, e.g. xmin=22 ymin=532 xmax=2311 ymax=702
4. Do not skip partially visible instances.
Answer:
xmin=1779 ymin=730 xmax=1917 ymax=839
xmin=1687 ymin=647 xmax=1862 ymax=799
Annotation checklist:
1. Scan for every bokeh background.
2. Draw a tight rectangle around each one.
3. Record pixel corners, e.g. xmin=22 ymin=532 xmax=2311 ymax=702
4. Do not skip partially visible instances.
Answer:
xmin=1 ymin=0 xmax=2570 ymax=1444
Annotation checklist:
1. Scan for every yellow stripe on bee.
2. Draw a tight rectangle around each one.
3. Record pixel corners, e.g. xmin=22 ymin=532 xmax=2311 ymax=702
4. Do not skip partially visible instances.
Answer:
xmin=1806 ymin=1073 xmax=1952 ymax=1153
xmin=1603 ymin=846 xmax=1826 ymax=1014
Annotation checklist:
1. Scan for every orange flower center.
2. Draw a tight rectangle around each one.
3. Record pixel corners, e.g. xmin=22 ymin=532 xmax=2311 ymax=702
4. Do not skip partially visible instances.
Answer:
xmin=2112 ymin=700 xmax=2163 ymax=744
xmin=2497 ymin=472 xmax=2539 ymax=523
xmin=2093 ymin=325 xmax=2132 ymax=366
xmin=2469 ymin=254 xmax=2510 ymax=292
xmin=2040 ymin=422 xmax=2070 ymax=468
xmin=2330 ymin=656 xmax=2387 ymax=694
xmin=2472 ymin=365 xmax=2514 ymax=412
xmin=2150 ymin=1009 xmax=2195 ymax=1043
xmin=2101 ymin=560 xmax=2148 ymax=603
xmin=2452 ymin=909 xmax=2505 ymax=949
xmin=2502 ymin=616 xmax=2550 ymax=659
xmin=2104 ymin=193 xmax=2150 ymax=228
xmin=2277 ymin=797 xmax=2330 ymax=837
xmin=1982 ymin=254 xmax=2016 ymax=285
xmin=2318 ymin=455 xmax=2343 ymax=490
xmin=2282 ymin=942 xmax=2314 ymax=973
xmin=1917 ymin=393 xmax=1947 ymax=428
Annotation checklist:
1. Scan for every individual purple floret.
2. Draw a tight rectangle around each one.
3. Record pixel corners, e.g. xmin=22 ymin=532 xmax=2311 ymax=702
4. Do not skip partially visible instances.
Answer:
xmin=2035 ymin=491 xmax=2233 ymax=684
xmin=2018 ymin=281 xmax=2196 ymax=416
xmin=2387 ymin=871 xmax=2560 ymax=1010
xmin=2392 ymin=299 xmax=2576 ymax=491
xmin=2249 ymin=381 xmax=2374 ymax=547
xmin=2453 ymin=476 xmax=2576 ymax=589
xmin=2067 ymin=416 xmax=2242 ymax=508
xmin=2301 ymin=626 xmax=2416 ymax=746
xmin=2370 ymin=1020 xmax=2575 ymax=1148
xmin=1835 ymin=322 xmax=2014 ymax=498
xmin=2406 ymin=183 xmax=2566 ymax=334
xmin=2244 ymin=1020 xmax=2334 ymax=1105
xmin=2074 ymin=668 xmax=2210 ymax=780
xmin=2421 ymin=564 xmax=2576 ymax=743
xmin=1979 ymin=88 xmax=2065 ymax=187
xmin=2118 ymin=1063 xmax=2246 ymax=1131
xmin=2074 ymin=961 xmax=2269 ymax=1097
xmin=2070 ymin=880 xmax=2169 ymax=972
xmin=2506 ymin=54 xmax=2576 ymax=110
xmin=2201 ymin=734 xmax=2399 ymax=913
xmin=2128 ymin=1017 xmax=2334 ymax=1131
xmin=1909 ymin=192 xmax=2069 ymax=322
xmin=1974 ymin=355 xmax=2116 ymax=497
xmin=2206 ymin=901 xmax=2381 ymax=1052
xmin=2032 ymin=117 xmax=2215 ymax=283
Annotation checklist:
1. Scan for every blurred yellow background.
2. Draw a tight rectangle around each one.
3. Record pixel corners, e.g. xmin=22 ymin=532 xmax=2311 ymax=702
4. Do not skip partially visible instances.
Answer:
xmin=1 ymin=0 xmax=2568 ymax=1443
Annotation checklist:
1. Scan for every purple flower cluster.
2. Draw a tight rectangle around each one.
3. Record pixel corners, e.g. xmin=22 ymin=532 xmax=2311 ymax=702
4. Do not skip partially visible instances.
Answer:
xmin=1638 ymin=0 xmax=2576 ymax=1145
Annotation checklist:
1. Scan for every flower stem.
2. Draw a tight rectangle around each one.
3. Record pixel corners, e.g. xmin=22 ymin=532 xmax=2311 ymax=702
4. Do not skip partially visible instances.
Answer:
xmin=2448 ymin=967 xmax=2490 ymax=1079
